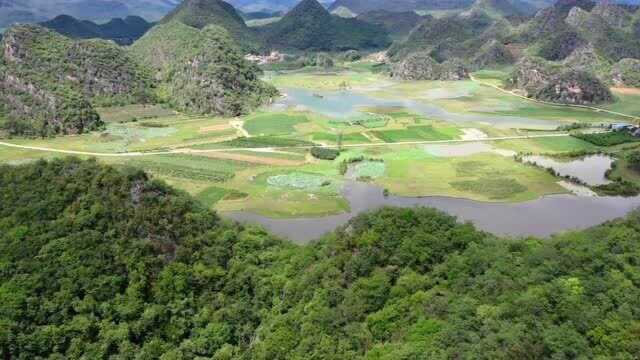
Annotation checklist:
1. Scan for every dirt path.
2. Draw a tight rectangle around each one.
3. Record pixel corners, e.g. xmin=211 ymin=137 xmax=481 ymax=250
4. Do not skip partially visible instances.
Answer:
xmin=469 ymin=74 xmax=640 ymax=123
xmin=199 ymin=123 xmax=232 ymax=133
xmin=362 ymin=131 xmax=382 ymax=142
xmin=1 ymin=132 xmax=596 ymax=158
xmin=230 ymin=120 xmax=250 ymax=137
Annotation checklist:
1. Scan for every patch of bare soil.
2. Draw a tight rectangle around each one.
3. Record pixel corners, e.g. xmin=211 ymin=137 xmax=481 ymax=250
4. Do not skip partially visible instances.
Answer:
xmin=611 ymin=87 xmax=640 ymax=95
xmin=189 ymin=151 xmax=306 ymax=166
xmin=199 ymin=123 xmax=232 ymax=133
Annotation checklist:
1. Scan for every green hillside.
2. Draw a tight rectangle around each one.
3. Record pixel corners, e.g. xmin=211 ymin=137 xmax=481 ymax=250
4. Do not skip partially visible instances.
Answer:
xmin=130 ymin=21 xmax=277 ymax=117
xmin=259 ymin=0 xmax=391 ymax=51
xmin=356 ymin=10 xmax=425 ymax=38
xmin=0 ymin=25 xmax=152 ymax=136
xmin=388 ymin=11 xmax=496 ymax=61
xmin=2 ymin=158 xmax=640 ymax=358
xmin=160 ymin=0 xmax=260 ymax=51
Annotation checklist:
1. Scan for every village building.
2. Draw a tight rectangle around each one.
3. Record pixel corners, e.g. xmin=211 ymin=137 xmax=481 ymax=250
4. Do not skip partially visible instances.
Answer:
xmin=244 ymin=51 xmax=285 ymax=65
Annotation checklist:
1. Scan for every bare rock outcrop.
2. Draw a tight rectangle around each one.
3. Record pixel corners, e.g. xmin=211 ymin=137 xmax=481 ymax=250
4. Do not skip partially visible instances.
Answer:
xmin=391 ymin=52 xmax=469 ymax=81
xmin=610 ymin=58 xmax=640 ymax=87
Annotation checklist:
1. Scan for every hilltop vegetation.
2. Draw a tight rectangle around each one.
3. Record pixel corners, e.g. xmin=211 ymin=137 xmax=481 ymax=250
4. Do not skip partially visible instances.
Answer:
xmin=41 ymin=15 xmax=152 ymax=45
xmin=0 ymin=25 xmax=152 ymax=136
xmin=161 ymin=0 xmax=260 ymax=51
xmin=2 ymin=158 xmax=640 ymax=358
xmin=258 ymin=0 xmax=391 ymax=51
xmin=388 ymin=11 xmax=497 ymax=62
xmin=356 ymin=10 xmax=425 ymax=38
xmin=130 ymin=21 xmax=277 ymax=116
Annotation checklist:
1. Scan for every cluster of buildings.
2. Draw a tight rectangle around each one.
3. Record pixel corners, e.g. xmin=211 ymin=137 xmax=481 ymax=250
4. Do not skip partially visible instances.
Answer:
xmin=610 ymin=123 xmax=640 ymax=137
xmin=244 ymin=51 xmax=284 ymax=65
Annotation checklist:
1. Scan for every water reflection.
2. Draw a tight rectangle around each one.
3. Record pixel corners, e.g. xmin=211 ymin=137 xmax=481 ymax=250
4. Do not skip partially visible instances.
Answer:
xmin=522 ymin=154 xmax=614 ymax=186
xmin=225 ymin=181 xmax=640 ymax=243
xmin=271 ymin=87 xmax=561 ymax=129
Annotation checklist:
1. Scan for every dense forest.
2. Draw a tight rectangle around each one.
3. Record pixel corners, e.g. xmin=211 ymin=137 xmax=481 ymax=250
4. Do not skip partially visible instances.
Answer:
xmin=1 ymin=158 xmax=640 ymax=359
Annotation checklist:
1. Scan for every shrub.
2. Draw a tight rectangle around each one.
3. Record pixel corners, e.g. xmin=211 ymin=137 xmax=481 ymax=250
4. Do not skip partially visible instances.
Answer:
xmin=594 ymin=179 xmax=640 ymax=196
xmin=627 ymin=151 xmax=640 ymax=172
xmin=342 ymin=50 xmax=361 ymax=62
xmin=573 ymin=132 xmax=640 ymax=146
xmin=311 ymin=147 xmax=340 ymax=160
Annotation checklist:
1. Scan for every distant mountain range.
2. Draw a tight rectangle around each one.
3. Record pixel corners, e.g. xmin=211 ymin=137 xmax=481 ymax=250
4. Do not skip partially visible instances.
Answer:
xmin=0 ymin=0 xmax=180 ymax=28
xmin=40 ymin=15 xmax=153 ymax=45
xmin=225 ymin=0 xmax=332 ymax=11
xmin=3 ymin=0 xmax=640 ymax=30
xmin=329 ymin=0 xmax=475 ymax=13
xmin=329 ymin=0 xmax=640 ymax=14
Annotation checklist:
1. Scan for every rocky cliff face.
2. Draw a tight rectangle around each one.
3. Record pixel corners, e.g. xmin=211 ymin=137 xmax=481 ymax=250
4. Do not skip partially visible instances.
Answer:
xmin=510 ymin=57 xmax=557 ymax=94
xmin=0 ymin=65 xmax=100 ymax=136
xmin=562 ymin=44 xmax=601 ymax=73
xmin=590 ymin=3 xmax=633 ymax=29
xmin=535 ymin=70 xmax=613 ymax=105
xmin=391 ymin=52 xmax=469 ymax=80
xmin=66 ymin=39 xmax=153 ymax=103
xmin=0 ymin=25 xmax=152 ymax=136
xmin=611 ymin=58 xmax=640 ymax=87
xmin=510 ymin=57 xmax=612 ymax=105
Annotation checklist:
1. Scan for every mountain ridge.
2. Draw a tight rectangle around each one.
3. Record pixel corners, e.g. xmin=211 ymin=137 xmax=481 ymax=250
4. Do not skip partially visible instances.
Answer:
xmin=159 ymin=0 xmax=260 ymax=50
xmin=40 ymin=15 xmax=152 ymax=45
xmin=258 ymin=0 xmax=391 ymax=50
xmin=130 ymin=21 xmax=277 ymax=116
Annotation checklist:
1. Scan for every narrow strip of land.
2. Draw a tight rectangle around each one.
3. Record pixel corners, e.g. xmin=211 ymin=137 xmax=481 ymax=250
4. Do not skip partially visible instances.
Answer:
xmin=469 ymin=74 xmax=640 ymax=122
xmin=0 ymin=132 xmax=586 ymax=157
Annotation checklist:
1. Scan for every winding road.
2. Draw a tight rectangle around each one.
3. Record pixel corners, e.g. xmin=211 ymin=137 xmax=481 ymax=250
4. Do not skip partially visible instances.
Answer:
xmin=468 ymin=74 xmax=640 ymax=123
xmin=0 ymin=132 xmax=584 ymax=158
xmin=3 ymin=75 xmax=632 ymax=158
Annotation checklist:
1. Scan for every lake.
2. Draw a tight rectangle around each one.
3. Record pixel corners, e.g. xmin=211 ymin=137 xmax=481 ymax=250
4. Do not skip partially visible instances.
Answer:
xmin=225 ymin=181 xmax=640 ymax=243
xmin=271 ymin=87 xmax=562 ymax=129
xmin=522 ymin=154 xmax=614 ymax=186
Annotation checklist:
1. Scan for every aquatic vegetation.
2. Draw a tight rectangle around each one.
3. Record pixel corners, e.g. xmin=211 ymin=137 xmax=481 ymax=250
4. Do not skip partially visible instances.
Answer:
xmin=451 ymin=177 xmax=528 ymax=199
xmin=267 ymin=172 xmax=330 ymax=189
xmin=352 ymin=161 xmax=386 ymax=179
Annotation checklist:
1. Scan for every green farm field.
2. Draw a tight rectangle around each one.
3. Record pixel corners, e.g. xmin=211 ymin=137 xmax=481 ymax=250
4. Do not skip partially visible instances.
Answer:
xmin=2 ymin=64 xmax=639 ymax=217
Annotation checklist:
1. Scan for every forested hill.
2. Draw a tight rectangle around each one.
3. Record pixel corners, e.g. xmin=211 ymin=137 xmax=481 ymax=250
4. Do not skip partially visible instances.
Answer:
xmin=2 ymin=158 xmax=640 ymax=358
xmin=0 ymin=25 xmax=153 ymax=136
xmin=258 ymin=0 xmax=391 ymax=51
xmin=41 ymin=15 xmax=152 ymax=45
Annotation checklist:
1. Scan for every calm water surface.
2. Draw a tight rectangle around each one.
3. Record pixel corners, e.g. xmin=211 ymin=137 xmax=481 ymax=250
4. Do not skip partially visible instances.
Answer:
xmin=247 ymin=86 xmax=638 ymax=242
xmin=225 ymin=181 xmax=640 ymax=243
xmin=271 ymin=87 xmax=561 ymax=129
xmin=522 ymin=154 xmax=614 ymax=186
